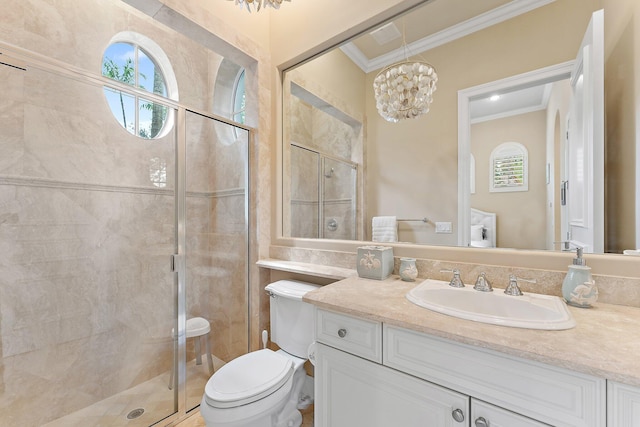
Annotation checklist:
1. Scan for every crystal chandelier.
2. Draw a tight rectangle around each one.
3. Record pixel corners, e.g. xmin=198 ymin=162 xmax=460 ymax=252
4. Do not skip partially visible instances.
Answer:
xmin=228 ymin=0 xmax=290 ymax=12
xmin=373 ymin=60 xmax=438 ymax=123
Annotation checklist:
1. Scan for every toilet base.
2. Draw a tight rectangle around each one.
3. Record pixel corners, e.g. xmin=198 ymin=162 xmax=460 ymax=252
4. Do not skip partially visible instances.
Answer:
xmin=274 ymin=405 xmax=302 ymax=427
xmin=200 ymin=392 xmax=304 ymax=427
xmin=200 ymin=395 xmax=289 ymax=427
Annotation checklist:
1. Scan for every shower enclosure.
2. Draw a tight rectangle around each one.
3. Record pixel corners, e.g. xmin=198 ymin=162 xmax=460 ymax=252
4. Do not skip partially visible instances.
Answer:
xmin=0 ymin=43 xmax=250 ymax=426
xmin=283 ymin=78 xmax=363 ymax=242
xmin=289 ymin=144 xmax=357 ymax=240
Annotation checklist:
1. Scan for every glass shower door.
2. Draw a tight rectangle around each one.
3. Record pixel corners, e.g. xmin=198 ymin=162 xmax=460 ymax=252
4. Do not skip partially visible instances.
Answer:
xmin=288 ymin=144 xmax=357 ymax=240
xmin=0 ymin=62 xmax=178 ymax=426
xmin=183 ymin=110 xmax=249 ymax=411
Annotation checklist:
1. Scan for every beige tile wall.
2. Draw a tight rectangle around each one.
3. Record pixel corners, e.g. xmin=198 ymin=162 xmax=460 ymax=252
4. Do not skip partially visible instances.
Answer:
xmin=0 ymin=1 xmax=256 ymax=425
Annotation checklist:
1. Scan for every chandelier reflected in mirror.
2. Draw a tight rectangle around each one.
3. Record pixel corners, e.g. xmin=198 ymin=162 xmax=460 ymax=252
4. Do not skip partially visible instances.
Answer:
xmin=228 ymin=0 xmax=290 ymax=12
xmin=373 ymin=60 xmax=438 ymax=123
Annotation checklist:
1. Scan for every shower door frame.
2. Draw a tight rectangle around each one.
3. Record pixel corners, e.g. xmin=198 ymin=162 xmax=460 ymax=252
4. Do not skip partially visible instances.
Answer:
xmin=0 ymin=41 xmax=253 ymax=427
xmin=176 ymin=108 xmax=252 ymax=419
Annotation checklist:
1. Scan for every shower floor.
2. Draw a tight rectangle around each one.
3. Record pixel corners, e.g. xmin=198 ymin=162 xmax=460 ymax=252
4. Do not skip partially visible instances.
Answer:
xmin=43 ymin=355 xmax=225 ymax=427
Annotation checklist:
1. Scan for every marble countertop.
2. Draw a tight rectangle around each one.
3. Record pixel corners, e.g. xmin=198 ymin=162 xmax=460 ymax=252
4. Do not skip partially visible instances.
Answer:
xmin=257 ymin=258 xmax=357 ymax=280
xmin=304 ymin=275 xmax=640 ymax=387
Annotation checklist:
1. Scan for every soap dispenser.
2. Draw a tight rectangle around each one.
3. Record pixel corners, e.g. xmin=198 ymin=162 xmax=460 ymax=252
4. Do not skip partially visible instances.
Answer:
xmin=562 ymin=247 xmax=598 ymax=308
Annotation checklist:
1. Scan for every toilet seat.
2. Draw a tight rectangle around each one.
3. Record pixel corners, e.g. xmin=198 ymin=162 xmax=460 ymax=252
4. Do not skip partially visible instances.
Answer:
xmin=204 ymin=349 xmax=293 ymax=409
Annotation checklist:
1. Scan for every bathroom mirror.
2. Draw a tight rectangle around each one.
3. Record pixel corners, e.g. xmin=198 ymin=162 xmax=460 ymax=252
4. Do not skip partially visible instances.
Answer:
xmin=281 ymin=0 xmax=638 ymax=255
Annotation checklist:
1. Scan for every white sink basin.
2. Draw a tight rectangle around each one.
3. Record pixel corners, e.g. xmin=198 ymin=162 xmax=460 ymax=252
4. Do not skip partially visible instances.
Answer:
xmin=406 ymin=279 xmax=575 ymax=330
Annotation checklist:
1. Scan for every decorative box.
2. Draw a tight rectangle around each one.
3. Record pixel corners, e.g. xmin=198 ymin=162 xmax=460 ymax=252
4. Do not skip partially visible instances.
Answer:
xmin=357 ymin=246 xmax=394 ymax=280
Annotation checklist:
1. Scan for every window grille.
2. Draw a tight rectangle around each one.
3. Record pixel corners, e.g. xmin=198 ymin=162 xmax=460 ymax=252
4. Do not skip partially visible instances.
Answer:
xmin=490 ymin=142 xmax=528 ymax=192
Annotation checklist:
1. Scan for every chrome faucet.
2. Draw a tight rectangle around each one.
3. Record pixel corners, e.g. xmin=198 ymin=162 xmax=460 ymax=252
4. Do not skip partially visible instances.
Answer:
xmin=473 ymin=272 xmax=493 ymax=292
xmin=440 ymin=269 xmax=464 ymax=288
xmin=504 ymin=275 xmax=536 ymax=296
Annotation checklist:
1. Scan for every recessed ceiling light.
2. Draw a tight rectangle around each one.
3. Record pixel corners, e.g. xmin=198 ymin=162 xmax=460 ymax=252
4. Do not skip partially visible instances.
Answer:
xmin=490 ymin=95 xmax=500 ymax=102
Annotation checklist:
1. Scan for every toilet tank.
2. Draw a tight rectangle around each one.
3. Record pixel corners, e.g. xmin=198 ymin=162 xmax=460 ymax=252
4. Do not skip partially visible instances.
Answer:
xmin=265 ymin=280 xmax=321 ymax=358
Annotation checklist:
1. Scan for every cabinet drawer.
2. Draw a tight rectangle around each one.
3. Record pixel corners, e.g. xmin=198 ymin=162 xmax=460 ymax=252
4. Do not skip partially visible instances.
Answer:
xmin=315 ymin=309 xmax=382 ymax=363
xmin=384 ymin=326 xmax=605 ymax=426
xmin=471 ymin=399 xmax=551 ymax=427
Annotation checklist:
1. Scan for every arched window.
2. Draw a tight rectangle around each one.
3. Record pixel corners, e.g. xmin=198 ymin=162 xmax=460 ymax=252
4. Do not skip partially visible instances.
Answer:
xmin=490 ymin=142 xmax=529 ymax=192
xmin=102 ymin=32 xmax=178 ymax=139
xmin=232 ymin=69 xmax=246 ymax=125
xmin=212 ymin=59 xmax=247 ymax=145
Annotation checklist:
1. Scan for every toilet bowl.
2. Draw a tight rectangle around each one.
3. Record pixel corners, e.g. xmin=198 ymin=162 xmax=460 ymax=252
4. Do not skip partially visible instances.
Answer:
xmin=200 ymin=349 xmax=306 ymax=427
xmin=200 ymin=280 xmax=320 ymax=427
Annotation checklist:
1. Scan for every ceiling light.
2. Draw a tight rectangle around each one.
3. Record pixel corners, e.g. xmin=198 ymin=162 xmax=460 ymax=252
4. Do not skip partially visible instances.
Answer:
xmin=229 ymin=0 xmax=290 ymax=12
xmin=373 ymin=61 xmax=438 ymax=122
xmin=372 ymin=19 xmax=437 ymax=123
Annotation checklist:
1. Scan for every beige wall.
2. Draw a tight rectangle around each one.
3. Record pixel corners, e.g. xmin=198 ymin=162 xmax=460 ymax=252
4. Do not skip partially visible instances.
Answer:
xmin=545 ymin=79 xmax=572 ymax=250
xmin=604 ymin=0 xmax=639 ymax=253
xmin=161 ymin=0 xmax=270 ymax=52
xmin=269 ymin=0 xmax=426 ymax=69
xmin=471 ymin=111 xmax=547 ymax=250
xmin=290 ymin=48 xmax=367 ymax=120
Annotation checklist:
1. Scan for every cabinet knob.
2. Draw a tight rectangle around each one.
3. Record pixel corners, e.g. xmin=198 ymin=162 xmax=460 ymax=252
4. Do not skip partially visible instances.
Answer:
xmin=451 ymin=408 xmax=465 ymax=422
xmin=474 ymin=417 xmax=489 ymax=427
xmin=337 ymin=328 xmax=347 ymax=338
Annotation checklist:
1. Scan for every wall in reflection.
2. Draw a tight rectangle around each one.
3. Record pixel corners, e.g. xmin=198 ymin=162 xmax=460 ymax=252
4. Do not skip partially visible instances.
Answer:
xmin=471 ymin=110 xmax=547 ymax=250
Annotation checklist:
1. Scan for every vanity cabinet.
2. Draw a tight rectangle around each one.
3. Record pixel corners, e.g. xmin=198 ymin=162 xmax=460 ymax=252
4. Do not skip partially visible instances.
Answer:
xmin=314 ymin=308 xmax=606 ymax=427
xmin=607 ymin=381 xmax=640 ymax=426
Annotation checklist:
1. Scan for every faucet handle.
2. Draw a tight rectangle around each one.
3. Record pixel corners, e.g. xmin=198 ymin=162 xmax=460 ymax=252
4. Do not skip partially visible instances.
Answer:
xmin=504 ymin=274 xmax=536 ymax=296
xmin=473 ymin=272 xmax=493 ymax=292
xmin=440 ymin=269 xmax=464 ymax=288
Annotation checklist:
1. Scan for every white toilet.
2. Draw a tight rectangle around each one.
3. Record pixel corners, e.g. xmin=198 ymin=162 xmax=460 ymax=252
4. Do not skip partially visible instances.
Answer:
xmin=200 ymin=280 xmax=320 ymax=427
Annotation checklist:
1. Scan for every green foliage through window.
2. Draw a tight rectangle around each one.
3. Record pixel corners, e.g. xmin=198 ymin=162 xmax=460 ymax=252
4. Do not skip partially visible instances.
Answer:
xmin=102 ymin=42 xmax=168 ymax=139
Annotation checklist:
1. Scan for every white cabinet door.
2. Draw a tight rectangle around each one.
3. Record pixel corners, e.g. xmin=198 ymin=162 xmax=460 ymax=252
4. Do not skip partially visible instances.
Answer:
xmin=315 ymin=343 xmax=469 ymax=427
xmin=384 ymin=325 xmax=605 ymax=426
xmin=471 ymin=399 xmax=551 ymax=427
xmin=608 ymin=381 xmax=640 ymax=427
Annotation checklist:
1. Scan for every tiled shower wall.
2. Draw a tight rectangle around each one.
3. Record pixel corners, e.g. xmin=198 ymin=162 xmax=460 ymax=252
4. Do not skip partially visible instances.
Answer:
xmin=0 ymin=63 xmax=179 ymax=425
xmin=0 ymin=1 xmax=249 ymax=425
xmin=288 ymin=94 xmax=360 ymax=240
xmin=185 ymin=112 xmax=249 ymax=363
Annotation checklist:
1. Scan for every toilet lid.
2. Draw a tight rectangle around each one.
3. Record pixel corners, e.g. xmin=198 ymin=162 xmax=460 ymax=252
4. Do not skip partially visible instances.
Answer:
xmin=204 ymin=349 xmax=293 ymax=409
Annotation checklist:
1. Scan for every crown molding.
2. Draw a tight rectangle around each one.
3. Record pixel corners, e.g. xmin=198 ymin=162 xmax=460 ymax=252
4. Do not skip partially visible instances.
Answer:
xmin=470 ymin=102 xmax=547 ymax=124
xmin=342 ymin=0 xmax=556 ymax=73
xmin=339 ymin=42 xmax=371 ymax=73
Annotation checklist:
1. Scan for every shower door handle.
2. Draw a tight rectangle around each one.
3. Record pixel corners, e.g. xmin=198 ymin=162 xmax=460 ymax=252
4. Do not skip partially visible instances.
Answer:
xmin=170 ymin=254 xmax=184 ymax=272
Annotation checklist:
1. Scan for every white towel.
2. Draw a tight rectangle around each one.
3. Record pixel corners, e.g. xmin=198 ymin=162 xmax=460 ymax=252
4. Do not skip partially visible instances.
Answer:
xmin=372 ymin=216 xmax=398 ymax=243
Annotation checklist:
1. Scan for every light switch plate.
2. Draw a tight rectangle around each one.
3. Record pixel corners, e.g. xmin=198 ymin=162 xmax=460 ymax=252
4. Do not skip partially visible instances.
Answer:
xmin=435 ymin=222 xmax=452 ymax=233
